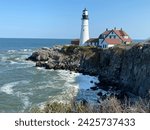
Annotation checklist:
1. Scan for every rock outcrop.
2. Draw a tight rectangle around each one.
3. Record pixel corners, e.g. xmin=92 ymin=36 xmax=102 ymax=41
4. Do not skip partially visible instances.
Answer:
xmin=27 ymin=43 xmax=150 ymax=98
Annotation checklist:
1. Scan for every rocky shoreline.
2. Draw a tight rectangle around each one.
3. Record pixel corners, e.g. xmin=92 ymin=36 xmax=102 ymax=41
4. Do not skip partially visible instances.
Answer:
xmin=27 ymin=42 xmax=150 ymax=102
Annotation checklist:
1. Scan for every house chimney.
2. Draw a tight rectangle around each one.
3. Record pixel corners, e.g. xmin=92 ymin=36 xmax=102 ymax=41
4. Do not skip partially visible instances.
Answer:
xmin=114 ymin=27 xmax=116 ymax=30
xmin=121 ymin=28 xmax=123 ymax=31
xmin=106 ymin=28 xmax=108 ymax=31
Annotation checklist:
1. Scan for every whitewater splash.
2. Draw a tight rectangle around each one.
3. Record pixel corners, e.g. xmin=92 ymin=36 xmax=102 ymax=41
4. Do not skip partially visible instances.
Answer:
xmin=43 ymin=70 xmax=100 ymax=104
xmin=0 ymin=80 xmax=30 ymax=95
xmin=0 ymin=48 xmax=100 ymax=112
xmin=0 ymin=80 xmax=32 ymax=112
xmin=0 ymin=82 xmax=16 ymax=95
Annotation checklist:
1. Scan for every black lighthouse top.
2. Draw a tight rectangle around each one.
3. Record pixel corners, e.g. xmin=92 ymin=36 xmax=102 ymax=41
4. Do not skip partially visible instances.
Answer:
xmin=82 ymin=8 xmax=89 ymax=20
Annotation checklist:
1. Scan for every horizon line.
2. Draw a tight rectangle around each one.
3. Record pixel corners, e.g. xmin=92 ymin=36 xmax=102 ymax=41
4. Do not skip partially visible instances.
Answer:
xmin=0 ymin=37 xmax=146 ymax=40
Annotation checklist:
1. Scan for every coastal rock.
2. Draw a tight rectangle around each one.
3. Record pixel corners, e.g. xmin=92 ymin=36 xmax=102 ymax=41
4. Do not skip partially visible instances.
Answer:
xmin=99 ymin=44 xmax=150 ymax=98
xmin=120 ymin=44 xmax=150 ymax=97
xmin=28 ymin=49 xmax=50 ymax=61
xmin=27 ymin=43 xmax=150 ymax=98
xmin=90 ymin=86 xmax=99 ymax=91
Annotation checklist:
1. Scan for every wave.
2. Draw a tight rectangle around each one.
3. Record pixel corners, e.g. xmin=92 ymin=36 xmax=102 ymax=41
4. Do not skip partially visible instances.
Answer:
xmin=33 ymin=70 xmax=100 ymax=104
xmin=7 ymin=50 xmax=16 ymax=53
xmin=19 ymin=49 xmax=32 ymax=52
xmin=34 ymin=69 xmax=99 ymax=90
xmin=14 ymin=91 xmax=32 ymax=112
xmin=76 ymin=74 xmax=99 ymax=90
xmin=0 ymin=80 xmax=32 ymax=112
xmin=20 ymin=94 xmax=31 ymax=111
xmin=35 ymin=83 xmax=56 ymax=90
xmin=0 ymin=56 xmax=7 ymax=62
xmin=0 ymin=80 xmax=30 ymax=95
xmin=0 ymin=55 xmax=28 ymax=63
xmin=0 ymin=54 xmax=35 ymax=67
xmin=56 ymin=70 xmax=99 ymax=89
xmin=0 ymin=63 xmax=100 ymax=111
xmin=0 ymin=82 xmax=15 ymax=95
xmin=7 ymin=49 xmax=33 ymax=53
xmin=22 ymin=96 xmax=31 ymax=110
xmin=9 ymin=61 xmax=18 ymax=64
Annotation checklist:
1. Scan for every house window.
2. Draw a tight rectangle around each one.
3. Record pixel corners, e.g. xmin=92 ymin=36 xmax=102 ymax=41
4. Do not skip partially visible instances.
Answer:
xmin=114 ymin=35 xmax=116 ymax=39
xmin=103 ymin=44 xmax=106 ymax=48
xmin=109 ymin=36 xmax=112 ymax=39
xmin=124 ymin=36 xmax=129 ymax=39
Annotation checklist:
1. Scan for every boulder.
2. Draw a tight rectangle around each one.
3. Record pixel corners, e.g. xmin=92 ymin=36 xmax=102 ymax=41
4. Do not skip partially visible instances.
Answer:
xmin=27 ymin=49 xmax=50 ymax=61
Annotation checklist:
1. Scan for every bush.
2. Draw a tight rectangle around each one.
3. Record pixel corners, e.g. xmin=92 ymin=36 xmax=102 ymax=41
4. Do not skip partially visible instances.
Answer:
xmin=30 ymin=97 xmax=150 ymax=113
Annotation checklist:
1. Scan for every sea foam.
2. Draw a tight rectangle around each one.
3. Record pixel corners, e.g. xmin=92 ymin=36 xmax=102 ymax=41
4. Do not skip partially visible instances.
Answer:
xmin=0 ymin=80 xmax=30 ymax=95
xmin=0 ymin=82 xmax=18 ymax=95
xmin=45 ymin=70 xmax=100 ymax=103
xmin=57 ymin=70 xmax=99 ymax=90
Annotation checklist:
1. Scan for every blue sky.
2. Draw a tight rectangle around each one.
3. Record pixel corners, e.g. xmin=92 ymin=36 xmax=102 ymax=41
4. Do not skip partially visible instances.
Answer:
xmin=0 ymin=0 xmax=150 ymax=39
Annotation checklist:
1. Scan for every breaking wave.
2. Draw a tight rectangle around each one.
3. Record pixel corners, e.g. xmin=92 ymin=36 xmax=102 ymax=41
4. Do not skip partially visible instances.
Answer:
xmin=0 ymin=49 xmax=100 ymax=112
xmin=0 ymin=80 xmax=30 ymax=95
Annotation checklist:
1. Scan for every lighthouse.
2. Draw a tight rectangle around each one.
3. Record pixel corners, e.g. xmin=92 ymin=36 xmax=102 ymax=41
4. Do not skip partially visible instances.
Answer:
xmin=80 ymin=8 xmax=90 ymax=46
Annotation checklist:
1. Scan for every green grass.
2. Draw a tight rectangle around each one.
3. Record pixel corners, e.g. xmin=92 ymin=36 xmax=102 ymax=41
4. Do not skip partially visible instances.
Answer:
xmin=62 ymin=45 xmax=100 ymax=55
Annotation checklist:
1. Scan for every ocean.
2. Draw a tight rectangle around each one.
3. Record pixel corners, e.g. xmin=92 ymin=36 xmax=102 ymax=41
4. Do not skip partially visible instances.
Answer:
xmin=0 ymin=38 xmax=99 ymax=112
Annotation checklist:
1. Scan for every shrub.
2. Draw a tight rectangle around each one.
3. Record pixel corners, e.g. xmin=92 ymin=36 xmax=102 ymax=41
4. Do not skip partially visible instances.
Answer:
xmin=30 ymin=97 xmax=150 ymax=113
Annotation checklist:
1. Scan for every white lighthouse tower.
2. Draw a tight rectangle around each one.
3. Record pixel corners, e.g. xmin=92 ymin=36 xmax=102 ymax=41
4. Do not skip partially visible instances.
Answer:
xmin=80 ymin=8 xmax=90 ymax=46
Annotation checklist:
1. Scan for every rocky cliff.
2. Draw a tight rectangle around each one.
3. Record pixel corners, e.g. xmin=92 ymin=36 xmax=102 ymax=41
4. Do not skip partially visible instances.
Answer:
xmin=27 ymin=43 xmax=150 ymax=98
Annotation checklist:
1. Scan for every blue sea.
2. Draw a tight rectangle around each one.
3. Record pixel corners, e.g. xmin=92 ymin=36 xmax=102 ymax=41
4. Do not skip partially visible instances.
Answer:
xmin=0 ymin=38 xmax=99 ymax=112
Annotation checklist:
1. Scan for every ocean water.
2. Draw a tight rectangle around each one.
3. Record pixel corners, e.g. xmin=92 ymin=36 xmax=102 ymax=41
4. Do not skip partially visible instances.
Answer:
xmin=0 ymin=38 xmax=99 ymax=112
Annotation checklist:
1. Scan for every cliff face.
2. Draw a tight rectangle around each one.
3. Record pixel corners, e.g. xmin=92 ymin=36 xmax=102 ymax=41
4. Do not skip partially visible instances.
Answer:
xmin=97 ymin=44 xmax=150 ymax=98
xmin=27 ymin=44 xmax=150 ymax=98
xmin=120 ymin=44 xmax=150 ymax=97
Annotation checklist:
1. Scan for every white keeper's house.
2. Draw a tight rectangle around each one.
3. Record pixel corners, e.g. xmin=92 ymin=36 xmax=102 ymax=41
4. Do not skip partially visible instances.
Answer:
xmin=71 ymin=8 xmax=132 ymax=48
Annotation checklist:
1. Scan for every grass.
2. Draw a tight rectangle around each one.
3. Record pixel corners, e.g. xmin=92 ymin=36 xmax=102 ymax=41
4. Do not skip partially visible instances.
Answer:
xmin=62 ymin=45 xmax=100 ymax=55
xmin=30 ymin=97 xmax=150 ymax=113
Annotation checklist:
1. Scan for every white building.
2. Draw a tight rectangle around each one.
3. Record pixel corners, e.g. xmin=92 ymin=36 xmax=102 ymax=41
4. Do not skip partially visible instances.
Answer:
xmin=79 ymin=8 xmax=90 ymax=46
xmin=85 ymin=28 xmax=132 ymax=48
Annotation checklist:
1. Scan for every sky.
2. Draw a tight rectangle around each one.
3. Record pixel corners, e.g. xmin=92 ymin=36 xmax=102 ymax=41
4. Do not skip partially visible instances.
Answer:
xmin=0 ymin=0 xmax=150 ymax=39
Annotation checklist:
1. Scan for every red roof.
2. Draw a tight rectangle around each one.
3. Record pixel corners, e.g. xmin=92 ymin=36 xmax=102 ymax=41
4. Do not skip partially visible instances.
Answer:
xmin=101 ymin=28 xmax=132 ymax=45
xmin=105 ymin=38 xmax=121 ymax=44
xmin=113 ymin=30 xmax=132 ymax=42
